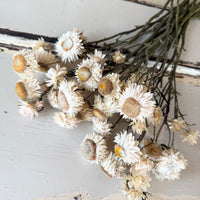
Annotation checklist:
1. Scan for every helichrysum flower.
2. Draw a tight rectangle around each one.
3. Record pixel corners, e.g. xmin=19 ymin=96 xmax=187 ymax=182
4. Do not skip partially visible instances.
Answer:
xmin=55 ymin=29 xmax=84 ymax=62
xmin=112 ymin=50 xmax=126 ymax=64
xmin=76 ymin=59 xmax=103 ymax=91
xmin=182 ymin=130 xmax=200 ymax=145
xmin=58 ymin=80 xmax=84 ymax=116
xmin=100 ymin=152 xmax=125 ymax=178
xmin=54 ymin=112 xmax=80 ymax=129
xmin=148 ymin=106 xmax=163 ymax=126
xmin=12 ymin=49 xmax=37 ymax=76
xmin=93 ymin=95 xmax=117 ymax=121
xmin=87 ymin=49 xmax=106 ymax=65
xmin=153 ymin=149 xmax=187 ymax=181
xmin=118 ymin=83 xmax=155 ymax=123
xmin=32 ymin=37 xmax=52 ymax=51
xmin=131 ymin=120 xmax=147 ymax=135
xmin=34 ymin=47 xmax=58 ymax=72
xmin=15 ymin=76 xmax=41 ymax=100
xmin=114 ymin=131 xmax=142 ymax=164
xmin=47 ymin=88 xmax=60 ymax=109
xmin=78 ymin=102 xmax=93 ymax=121
xmin=168 ymin=117 xmax=185 ymax=132
xmin=81 ymin=133 xmax=107 ymax=164
xmin=46 ymin=64 xmax=67 ymax=88
xmin=98 ymin=73 xmax=122 ymax=100
xmin=93 ymin=118 xmax=112 ymax=136
xmin=19 ymin=100 xmax=44 ymax=119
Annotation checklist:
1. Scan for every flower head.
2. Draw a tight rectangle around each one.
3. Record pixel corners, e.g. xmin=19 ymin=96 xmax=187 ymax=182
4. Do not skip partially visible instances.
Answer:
xmin=87 ymin=49 xmax=106 ymax=65
xmin=47 ymin=89 xmax=60 ymax=109
xmin=148 ymin=106 xmax=162 ymax=126
xmin=131 ymin=120 xmax=147 ymax=135
xmin=112 ymin=50 xmax=126 ymax=64
xmin=182 ymin=130 xmax=200 ymax=145
xmin=114 ymin=131 xmax=142 ymax=164
xmin=55 ymin=29 xmax=84 ymax=62
xmin=93 ymin=118 xmax=112 ymax=136
xmin=168 ymin=117 xmax=185 ymax=132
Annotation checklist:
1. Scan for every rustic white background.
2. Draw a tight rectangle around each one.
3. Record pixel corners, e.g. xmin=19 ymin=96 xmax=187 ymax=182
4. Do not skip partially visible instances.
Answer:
xmin=0 ymin=0 xmax=200 ymax=200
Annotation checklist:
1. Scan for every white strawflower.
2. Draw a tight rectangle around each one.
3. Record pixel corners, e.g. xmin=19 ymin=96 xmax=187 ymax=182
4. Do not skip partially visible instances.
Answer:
xmin=87 ymin=49 xmax=106 ymax=65
xmin=55 ymin=29 xmax=84 ymax=62
xmin=114 ymin=131 xmax=142 ymax=164
xmin=12 ymin=49 xmax=37 ymax=76
xmin=46 ymin=64 xmax=67 ymax=88
xmin=112 ymin=50 xmax=126 ymax=64
xmin=168 ymin=117 xmax=185 ymax=132
xmin=182 ymin=130 xmax=200 ymax=145
xmin=131 ymin=120 xmax=147 ymax=135
xmin=100 ymin=152 xmax=125 ymax=178
xmin=47 ymin=89 xmax=60 ymax=109
xmin=54 ymin=112 xmax=80 ymax=129
xmin=93 ymin=118 xmax=112 ymax=136
xmin=153 ymin=149 xmax=187 ymax=181
xmin=81 ymin=133 xmax=107 ymax=164
xmin=98 ymin=73 xmax=122 ymax=100
xmin=118 ymin=83 xmax=155 ymax=123
xmin=58 ymin=80 xmax=84 ymax=116
xmin=76 ymin=59 xmax=103 ymax=91
xmin=15 ymin=76 xmax=41 ymax=100
xmin=93 ymin=95 xmax=118 ymax=121
xmin=148 ymin=106 xmax=163 ymax=126
xmin=34 ymin=47 xmax=58 ymax=72
xmin=32 ymin=38 xmax=52 ymax=51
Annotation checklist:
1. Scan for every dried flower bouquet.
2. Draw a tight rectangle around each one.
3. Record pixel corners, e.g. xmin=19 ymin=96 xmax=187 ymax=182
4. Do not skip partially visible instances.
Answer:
xmin=12 ymin=0 xmax=200 ymax=199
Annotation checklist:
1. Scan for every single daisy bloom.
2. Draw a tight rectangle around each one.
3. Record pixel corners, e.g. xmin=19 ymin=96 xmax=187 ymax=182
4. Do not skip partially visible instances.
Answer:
xmin=32 ymin=37 xmax=52 ymax=51
xmin=87 ymin=49 xmax=106 ymax=65
xmin=153 ymin=149 xmax=187 ymax=181
xmin=54 ymin=112 xmax=80 ymax=129
xmin=93 ymin=95 xmax=118 ymax=121
xmin=34 ymin=47 xmax=58 ymax=72
xmin=100 ymin=152 xmax=125 ymax=178
xmin=182 ymin=130 xmax=200 ymax=145
xmin=46 ymin=64 xmax=67 ymax=88
xmin=58 ymin=80 xmax=84 ymax=116
xmin=12 ymin=49 xmax=37 ymax=76
xmin=15 ymin=76 xmax=41 ymax=99
xmin=19 ymin=100 xmax=44 ymax=119
xmin=148 ymin=106 xmax=163 ymax=126
xmin=98 ymin=73 xmax=122 ymax=99
xmin=114 ymin=131 xmax=142 ymax=164
xmin=55 ymin=29 xmax=84 ymax=62
xmin=76 ymin=59 xmax=103 ymax=91
xmin=118 ymin=83 xmax=155 ymax=123
xmin=93 ymin=118 xmax=112 ymax=136
xmin=81 ymin=133 xmax=107 ymax=164
xmin=131 ymin=120 xmax=147 ymax=135
xmin=112 ymin=50 xmax=126 ymax=64
xmin=47 ymin=88 xmax=60 ymax=109
xmin=78 ymin=101 xmax=93 ymax=121
xmin=168 ymin=117 xmax=185 ymax=132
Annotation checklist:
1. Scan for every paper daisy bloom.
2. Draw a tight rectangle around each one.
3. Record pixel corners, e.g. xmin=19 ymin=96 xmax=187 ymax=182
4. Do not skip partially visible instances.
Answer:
xmin=118 ymin=83 xmax=155 ymax=123
xmin=98 ymin=73 xmax=122 ymax=99
xmin=168 ymin=117 xmax=185 ymax=132
xmin=131 ymin=120 xmax=147 ymax=135
xmin=15 ymin=76 xmax=41 ymax=100
xmin=46 ymin=64 xmax=67 ymax=88
xmin=148 ymin=106 xmax=163 ymax=126
xmin=114 ymin=131 xmax=142 ymax=164
xmin=76 ymin=59 xmax=103 ymax=91
xmin=32 ymin=37 xmax=52 ymax=51
xmin=54 ymin=112 xmax=81 ymax=129
xmin=78 ymin=102 xmax=94 ymax=122
xmin=55 ymin=29 xmax=84 ymax=62
xmin=112 ymin=50 xmax=126 ymax=64
xmin=58 ymin=80 xmax=84 ymax=116
xmin=81 ymin=133 xmax=107 ymax=164
xmin=12 ymin=49 xmax=37 ymax=76
xmin=34 ymin=47 xmax=58 ymax=72
xmin=153 ymin=149 xmax=187 ymax=181
xmin=100 ymin=152 xmax=125 ymax=178
xmin=47 ymin=88 xmax=60 ymax=109
xmin=87 ymin=49 xmax=106 ymax=65
xmin=93 ymin=95 xmax=118 ymax=121
xmin=182 ymin=130 xmax=200 ymax=145
xmin=93 ymin=118 xmax=112 ymax=136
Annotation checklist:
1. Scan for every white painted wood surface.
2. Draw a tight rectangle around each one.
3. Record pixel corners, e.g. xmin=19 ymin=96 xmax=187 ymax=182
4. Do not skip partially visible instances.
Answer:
xmin=0 ymin=0 xmax=200 ymax=200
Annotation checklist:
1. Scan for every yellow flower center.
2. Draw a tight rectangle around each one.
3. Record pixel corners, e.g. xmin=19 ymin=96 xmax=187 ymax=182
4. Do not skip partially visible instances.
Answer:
xmin=115 ymin=144 xmax=125 ymax=158
xmin=58 ymin=91 xmax=69 ymax=111
xmin=122 ymin=97 xmax=141 ymax=118
xmin=78 ymin=67 xmax=91 ymax=82
xmin=61 ymin=38 xmax=73 ymax=51
xmin=81 ymin=139 xmax=96 ymax=161
xmin=13 ymin=54 xmax=27 ymax=73
xmin=98 ymin=78 xmax=113 ymax=96
xmin=15 ymin=82 xmax=28 ymax=99
xmin=93 ymin=108 xmax=107 ymax=121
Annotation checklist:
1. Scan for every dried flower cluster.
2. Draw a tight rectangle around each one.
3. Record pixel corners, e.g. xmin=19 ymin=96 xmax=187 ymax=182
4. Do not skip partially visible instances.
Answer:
xmin=11 ymin=0 xmax=200 ymax=199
